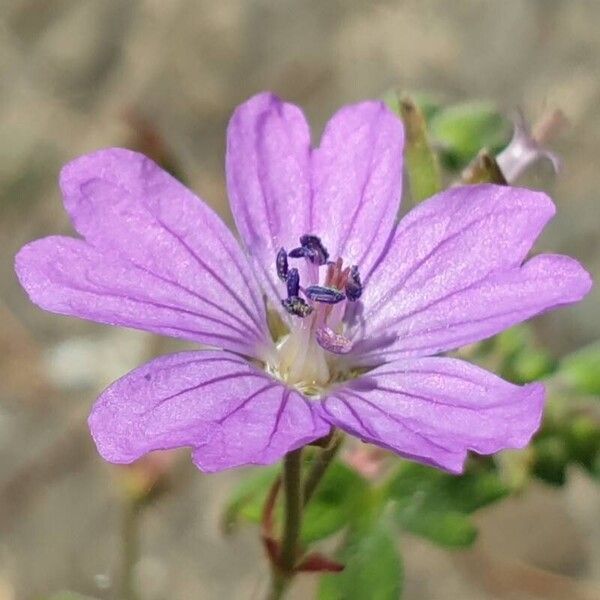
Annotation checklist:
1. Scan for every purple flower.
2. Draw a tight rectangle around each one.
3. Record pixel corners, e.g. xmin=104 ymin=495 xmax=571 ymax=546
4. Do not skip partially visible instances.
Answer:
xmin=15 ymin=93 xmax=591 ymax=474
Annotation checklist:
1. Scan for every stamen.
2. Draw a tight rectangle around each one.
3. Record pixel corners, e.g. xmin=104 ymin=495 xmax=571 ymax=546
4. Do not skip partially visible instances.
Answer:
xmin=288 ymin=247 xmax=308 ymax=259
xmin=345 ymin=265 xmax=362 ymax=301
xmin=276 ymin=247 xmax=288 ymax=281
xmin=305 ymin=285 xmax=345 ymax=304
xmin=289 ymin=234 xmax=329 ymax=265
xmin=271 ymin=238 xmax=365 ymax=389
xmin=300 ymin=235 xmax=329 ymax=265
xmin=316 ymin=327 xmax=352 ymax=354
xmin=282 ymin=296 xmax=313 ymax=318
xmin=286 ymin=267 xmax=300 ymax=298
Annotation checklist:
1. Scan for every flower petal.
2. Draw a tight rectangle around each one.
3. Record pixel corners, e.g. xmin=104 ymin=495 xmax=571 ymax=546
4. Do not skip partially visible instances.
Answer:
xmin=16 ymin=148 xmax=271 ymax=359
xmin=89 ymin=351 xmax=330 ymax=472
xmin=226 ymin=92 xmax=312 ymax=307
xmin=320 ymin=357 xmax=544 ymax=473
xmin=352 ymin=185 xmax=591 ymax=363
xmin=226 ymin=95 xmax=405 ymax=312
xmin=16 ymin=237 xmax=257 ymax=356
xmin=311 ymin=101 xmax=404 ymax=276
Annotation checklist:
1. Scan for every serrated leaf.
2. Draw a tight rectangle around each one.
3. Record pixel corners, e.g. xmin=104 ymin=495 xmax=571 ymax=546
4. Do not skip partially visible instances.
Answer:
xmin=318 ymin=517 xmax=403 ymax=600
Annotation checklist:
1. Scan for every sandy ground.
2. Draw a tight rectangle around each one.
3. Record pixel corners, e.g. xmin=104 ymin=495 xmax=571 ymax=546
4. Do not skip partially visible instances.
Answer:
xmin=1 ymin=1 xmax=599 ymax=598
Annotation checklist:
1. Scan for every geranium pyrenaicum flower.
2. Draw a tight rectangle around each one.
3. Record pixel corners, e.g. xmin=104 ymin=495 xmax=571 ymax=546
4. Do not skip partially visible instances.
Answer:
xmin=15 ymin=93 xmax=592 ymax=474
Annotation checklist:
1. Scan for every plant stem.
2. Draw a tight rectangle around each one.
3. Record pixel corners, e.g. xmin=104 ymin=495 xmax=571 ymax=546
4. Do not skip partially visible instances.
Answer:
xmin=265 ymin=435 xmax=344 ymax=600
xmin=303 ymin=430 xmax=344 ymax=505
xmin=266 ymin=569 xmax=289 ymax=600
xmin=265 ymin=448 xmax=303 ymax=600
xmin=279 ymin=448 xmax=304 ymax=572
xmin=120 ymin=498 xmax=142 ymax=600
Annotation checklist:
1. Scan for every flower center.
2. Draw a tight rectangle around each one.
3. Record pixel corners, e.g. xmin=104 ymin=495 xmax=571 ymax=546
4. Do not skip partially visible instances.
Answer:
xmin=270 ymin=234 xmax=362 ymax=393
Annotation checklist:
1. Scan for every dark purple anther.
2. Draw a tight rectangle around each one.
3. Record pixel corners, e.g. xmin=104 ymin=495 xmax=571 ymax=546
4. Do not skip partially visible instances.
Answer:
xmin=305 ymin=285 xmax=345 ymax=304
xmin=281 ymin=296 xmax=313 ymax=318
xmin=289 ymin=234 xmax=329 ymax=265
xmin=288 ymin=247 xmax=307 ymax=259
xmin=276 ymin=247 xmax=288 ymax=281
xmin=301 ymin=234 xmax=329 ymax=265
xmin=286 ymin=267 xmax=300 ymax=298
xmin=345 ymin=265 xmax=362 ymax=301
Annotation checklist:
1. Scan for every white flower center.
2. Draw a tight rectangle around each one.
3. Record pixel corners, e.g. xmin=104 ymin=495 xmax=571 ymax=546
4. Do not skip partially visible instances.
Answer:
xmin=267 ymin=235 xmax=362 ymax=394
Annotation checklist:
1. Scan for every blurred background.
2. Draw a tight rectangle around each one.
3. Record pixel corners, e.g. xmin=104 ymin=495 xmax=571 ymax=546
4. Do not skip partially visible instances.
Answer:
xmin=1 ymin=1 xmax=599 ymax=598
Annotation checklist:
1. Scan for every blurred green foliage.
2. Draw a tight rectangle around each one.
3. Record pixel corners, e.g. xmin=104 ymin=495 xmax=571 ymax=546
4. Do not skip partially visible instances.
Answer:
xmin=318 ymin=515 xmax=402 ymax=600
xmin=43 ymin=593 xmax=99 ymax=600
xmin=560 ymin=342 xmax=600 ymax=395
xmin=387 ymin=463 xmax=508 ymax=547
xmin=429 ymin=101 xmax=511 ymax=169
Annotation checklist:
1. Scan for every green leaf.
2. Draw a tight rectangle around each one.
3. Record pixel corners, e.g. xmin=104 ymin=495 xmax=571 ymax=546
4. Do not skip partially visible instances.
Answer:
xmin=399 ymin=508 xmax=477 ymax=547
xmin=318 ymin=517 xmax=403 ymax=600
xmin=302 ymin=461 xmax=368 ymax=543
xmin=220 ymin=466 xmax=279 ymax=533
xmin=559 ymin=342 xmax=600 ymax=396
xmin=430 ymin=101 xmax=510 ymax=168
xmin=386 ymin=462 xmax=508 ymax=548
xmin=436 ymin=470 xmax=509 ymax=513
xmin=387 ymin=462 xmax=508 ymax=514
